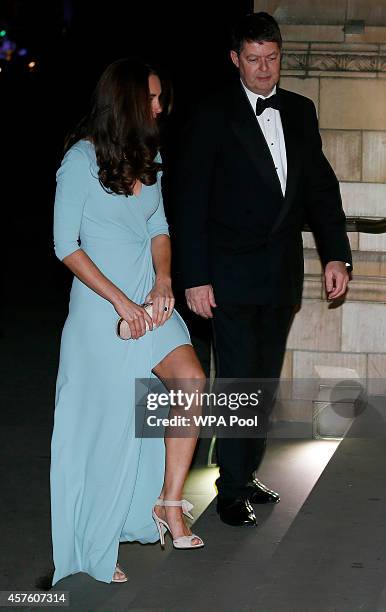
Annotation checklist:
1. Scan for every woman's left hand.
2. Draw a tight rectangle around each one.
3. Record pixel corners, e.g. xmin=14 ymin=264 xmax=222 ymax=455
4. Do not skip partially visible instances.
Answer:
xmin=145 ymin=278 xmax=175 ymax=326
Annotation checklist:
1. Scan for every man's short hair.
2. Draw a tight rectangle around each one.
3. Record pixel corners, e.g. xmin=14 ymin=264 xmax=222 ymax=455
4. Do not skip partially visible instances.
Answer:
xmin=231 ymin=12 xmax=282 ymax=54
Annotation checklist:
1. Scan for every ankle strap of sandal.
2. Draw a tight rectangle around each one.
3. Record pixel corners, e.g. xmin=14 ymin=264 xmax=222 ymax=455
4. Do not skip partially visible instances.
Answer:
xmin=155 ymin=498 xmax=194 ymax=519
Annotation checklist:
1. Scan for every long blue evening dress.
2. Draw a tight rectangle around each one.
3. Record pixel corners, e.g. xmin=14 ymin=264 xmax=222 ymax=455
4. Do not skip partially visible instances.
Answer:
xmin=50 ymin=140 xmax=191 ymax=585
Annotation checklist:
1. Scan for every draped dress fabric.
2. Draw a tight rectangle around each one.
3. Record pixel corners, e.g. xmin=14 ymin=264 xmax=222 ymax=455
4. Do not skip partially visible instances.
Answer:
xmin=50 ymin=140 xmax=191 ymax=585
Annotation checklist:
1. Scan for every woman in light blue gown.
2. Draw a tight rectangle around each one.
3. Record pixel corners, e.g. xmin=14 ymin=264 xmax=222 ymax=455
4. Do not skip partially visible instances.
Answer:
xmin=51 ymin=58 xmax=205 ymax=586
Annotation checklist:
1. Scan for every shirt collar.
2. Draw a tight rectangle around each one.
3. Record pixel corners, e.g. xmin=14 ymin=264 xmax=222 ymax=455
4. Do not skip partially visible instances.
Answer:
xmin=241 ymin=81 xmax=277 ymax=110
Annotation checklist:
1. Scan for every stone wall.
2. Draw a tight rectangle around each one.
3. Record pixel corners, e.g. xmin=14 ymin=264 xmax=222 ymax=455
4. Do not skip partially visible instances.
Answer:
xmin=254 ymin=1 xmax=386 ymax=418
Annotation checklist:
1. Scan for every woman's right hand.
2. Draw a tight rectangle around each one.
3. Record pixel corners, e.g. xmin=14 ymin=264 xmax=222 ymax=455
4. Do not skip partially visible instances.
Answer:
xmin=114 ymin=297 xmax=153 ymax=340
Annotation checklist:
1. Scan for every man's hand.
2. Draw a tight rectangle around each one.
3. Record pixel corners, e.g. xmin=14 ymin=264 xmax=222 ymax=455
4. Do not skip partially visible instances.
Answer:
xmin=185 ymin=285 xmax=217 ymax=319
xmin=325 ymin=261 xmax=350 ymax=300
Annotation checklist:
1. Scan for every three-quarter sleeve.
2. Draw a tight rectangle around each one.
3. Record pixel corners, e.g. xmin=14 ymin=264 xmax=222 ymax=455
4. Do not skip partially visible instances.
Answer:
xmin=53 ymin=145 xmax=90 ymax=261
xmin=147 ymin=157 xmax=170 ymax=239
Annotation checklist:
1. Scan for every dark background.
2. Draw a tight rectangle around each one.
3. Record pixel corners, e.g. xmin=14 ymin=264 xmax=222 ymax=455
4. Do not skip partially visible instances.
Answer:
xmin=2 ymin=0 xmax=253 ymax=304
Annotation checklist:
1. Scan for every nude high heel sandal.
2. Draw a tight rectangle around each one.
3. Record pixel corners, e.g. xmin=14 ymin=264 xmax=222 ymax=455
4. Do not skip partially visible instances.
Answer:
xmin=152 ymin=498 xmax=204 ymax=549
xmin=112 ymin=563 xmax=128 ymax=583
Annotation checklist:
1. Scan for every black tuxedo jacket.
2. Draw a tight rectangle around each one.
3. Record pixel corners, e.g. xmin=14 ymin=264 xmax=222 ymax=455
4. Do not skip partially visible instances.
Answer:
xmin=169 ymin=81 xmax=352 ymax=305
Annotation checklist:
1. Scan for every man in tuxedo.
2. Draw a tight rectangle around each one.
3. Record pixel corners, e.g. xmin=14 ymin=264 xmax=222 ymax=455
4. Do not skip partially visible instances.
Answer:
xmin=171 ymin=12 xmax=352 ymax=526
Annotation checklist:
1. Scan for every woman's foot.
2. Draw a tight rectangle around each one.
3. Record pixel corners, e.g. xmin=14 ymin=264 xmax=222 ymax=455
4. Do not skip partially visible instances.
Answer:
xmin=153 ymin=499 xmax=203 ymax=548
xmin=112 ymin=563 xmax=128 ymax=583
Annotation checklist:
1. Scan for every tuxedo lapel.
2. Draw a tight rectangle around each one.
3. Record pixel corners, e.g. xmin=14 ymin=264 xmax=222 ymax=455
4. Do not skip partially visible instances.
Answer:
xmin=228 ymin=84 xmax=283 ymax=202
xmin=227 ymin=84 xmax=303 ymax=235
xmin=270 ymin=88 xmax=302 ymax=234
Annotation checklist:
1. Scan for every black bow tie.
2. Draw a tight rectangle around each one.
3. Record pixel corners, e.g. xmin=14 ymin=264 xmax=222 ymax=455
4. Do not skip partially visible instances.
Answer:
xmin=255 ymin=94 xmax=280 ymax=116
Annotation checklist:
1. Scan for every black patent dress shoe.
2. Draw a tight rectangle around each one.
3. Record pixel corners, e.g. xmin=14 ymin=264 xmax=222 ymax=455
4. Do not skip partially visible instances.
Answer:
xmin=216 ymin=497 xmax=257 ymax=526
xmin=247 ymin=478 xmax=280 ymax=504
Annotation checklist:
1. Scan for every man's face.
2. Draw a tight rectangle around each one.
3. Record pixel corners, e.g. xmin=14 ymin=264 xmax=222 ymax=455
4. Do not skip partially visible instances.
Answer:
xmin=230 ymin=40 xmax=281 ymax=97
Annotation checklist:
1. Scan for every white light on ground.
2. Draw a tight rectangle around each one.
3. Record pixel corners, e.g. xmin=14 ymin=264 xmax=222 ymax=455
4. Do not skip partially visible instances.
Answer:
xmin=182 ymin=438 xmax=341 ymax=525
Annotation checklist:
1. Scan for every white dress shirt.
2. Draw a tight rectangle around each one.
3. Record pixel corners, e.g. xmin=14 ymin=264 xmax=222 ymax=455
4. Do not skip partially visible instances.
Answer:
xmin=241 ymin=82 xmax=287 ymax=196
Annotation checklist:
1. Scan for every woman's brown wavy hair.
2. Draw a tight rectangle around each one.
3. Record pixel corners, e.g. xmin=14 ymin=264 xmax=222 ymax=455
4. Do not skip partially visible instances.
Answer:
xmin=65 ymin=57 xmax=166 ymax=197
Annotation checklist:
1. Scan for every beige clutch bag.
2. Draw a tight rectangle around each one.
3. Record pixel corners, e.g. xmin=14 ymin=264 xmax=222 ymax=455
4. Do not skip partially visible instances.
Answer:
xmin=116 ymin=302 xmax=154 ymax=340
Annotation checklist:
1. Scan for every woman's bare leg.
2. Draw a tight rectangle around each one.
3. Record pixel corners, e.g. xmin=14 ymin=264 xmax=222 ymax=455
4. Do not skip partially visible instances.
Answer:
xmin=152 ymin=344 xmax=206 ymax=544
